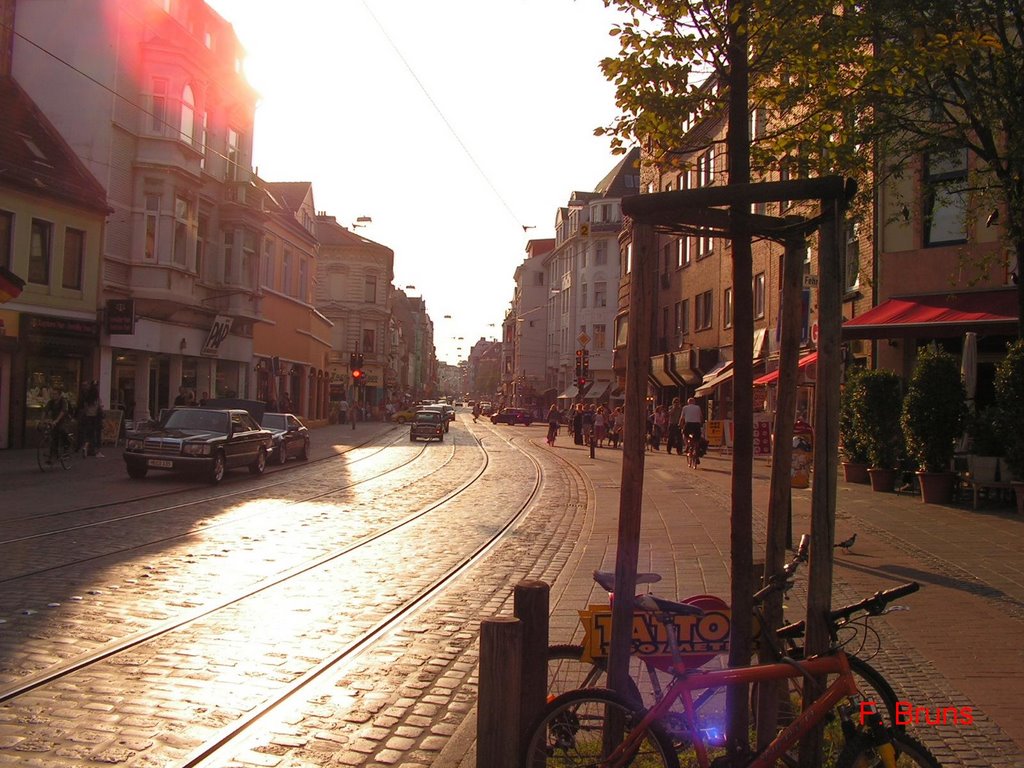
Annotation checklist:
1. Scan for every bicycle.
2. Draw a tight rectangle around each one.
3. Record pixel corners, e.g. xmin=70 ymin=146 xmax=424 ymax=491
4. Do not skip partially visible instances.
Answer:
xmin=547 ymin=536 xmax=909 ymax=733
xmin=37 ymin=419 xmax=76 ymax=472
xmin=529 ymin=591 xmax=940 ymax=767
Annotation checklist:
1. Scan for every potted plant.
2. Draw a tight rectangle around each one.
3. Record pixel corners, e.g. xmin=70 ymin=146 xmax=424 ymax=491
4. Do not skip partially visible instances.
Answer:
xmin=840 ymin=367 xmax=870 ymax=483
xmin=901 ymin=347 xmax=967 ymax=504
xmin=853 ymin=369 xmax=903 ymax=492
xmin=994 ymin=340 xmax=1024 ymax=513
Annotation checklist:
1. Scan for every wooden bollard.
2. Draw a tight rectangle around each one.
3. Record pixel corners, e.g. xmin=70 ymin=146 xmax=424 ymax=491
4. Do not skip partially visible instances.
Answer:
xmin=515 ymin=581 xmax=550 ymax=752
xmin=477 ymin=616 xmax=522 ymax=768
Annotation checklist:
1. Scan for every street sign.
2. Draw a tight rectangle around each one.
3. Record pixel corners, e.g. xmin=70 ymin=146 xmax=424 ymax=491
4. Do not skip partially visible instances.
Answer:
xmin=577 ymin=332 xmax=591 ymax=347
xmin=803 ymin=274 xmax=819 ymax=288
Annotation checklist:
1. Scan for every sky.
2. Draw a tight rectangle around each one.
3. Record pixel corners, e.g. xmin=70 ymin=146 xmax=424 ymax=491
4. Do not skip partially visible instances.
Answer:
xmin=205 ymin=0 xmax=629 ymax=366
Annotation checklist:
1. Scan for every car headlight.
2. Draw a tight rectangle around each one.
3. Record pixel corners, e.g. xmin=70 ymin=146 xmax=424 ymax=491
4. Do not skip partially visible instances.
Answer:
xmin=126 ymin=438 xmax=144 ymax=451
xmin=182 ymin=443 xmax=212 ymax=457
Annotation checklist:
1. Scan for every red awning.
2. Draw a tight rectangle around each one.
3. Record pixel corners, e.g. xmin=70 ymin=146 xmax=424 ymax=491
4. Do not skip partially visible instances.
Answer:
xmin=753 ymin=352 xmax=818 ymax=386
xmin=842 ymin=289 xmax=1019 ymax=340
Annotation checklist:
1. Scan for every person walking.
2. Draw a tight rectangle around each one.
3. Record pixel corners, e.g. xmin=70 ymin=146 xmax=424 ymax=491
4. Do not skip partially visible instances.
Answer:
xmin=650 ymin=404 xmax=667 ymax=450
xmin=546 ymin=404 xmax=560 ymax=446
xmin=472 ymin=402 xmax=481 ymax=423
xmin=78 ymin=381 xmax=105 ymax=457
xmin=681 ymin=396 xmax=704 ymax=464
xmin=572 ymin=404 xmax=584 ymax=445
xmin=593 ymin=406 xmax=607 ymax=447
xmin=667 ymin=397 xmax=684 ymax=455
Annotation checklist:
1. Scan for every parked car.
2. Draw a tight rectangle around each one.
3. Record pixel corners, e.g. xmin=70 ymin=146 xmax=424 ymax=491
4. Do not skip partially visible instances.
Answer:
xmin=409 ymin=410 xmax=445 ymax=442
xmin=123 ymin=408 xmax=273 ymax=484
xmin=490 ymin=407 xmax=534 ymax=426
xmin=391 ymin=407 xmax=418 ymax=423
xmin=260 ymin=412 xmax=310 ymax=464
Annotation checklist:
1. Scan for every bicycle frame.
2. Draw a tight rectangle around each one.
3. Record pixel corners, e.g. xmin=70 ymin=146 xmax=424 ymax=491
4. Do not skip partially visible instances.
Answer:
xmin=607 ymin=652 xmax=858 ymax=768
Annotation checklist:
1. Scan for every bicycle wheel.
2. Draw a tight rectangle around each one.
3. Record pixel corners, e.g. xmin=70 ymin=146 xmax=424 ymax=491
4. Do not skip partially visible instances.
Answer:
xmin=836 ymin=731 xmax=941 ymax=768
xmin=547 ymin=645 xmax=643 ymax=705
xmin=57 ymin=431 xmax=74 ymax=470
xmin=37 ymin=428 xmax=53 ymax=472
xmin=523 ymin=687 xmax=680 ymax=768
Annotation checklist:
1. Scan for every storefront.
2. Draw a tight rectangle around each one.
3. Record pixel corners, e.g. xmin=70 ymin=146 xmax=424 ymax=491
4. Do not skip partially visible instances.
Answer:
xmin=13 ymin=313 xmax=98 ymax=447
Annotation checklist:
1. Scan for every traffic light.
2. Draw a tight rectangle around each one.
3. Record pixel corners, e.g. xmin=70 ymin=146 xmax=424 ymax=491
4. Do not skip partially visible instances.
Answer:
xmin=351 ymin=352 xmax=365 ymax=383
xmin=581 ymin=349 xmax=590 ymax=378
xmin=575 ymin=349 xmax=584 ymax=379
xmin=352 ymin=368 xmax=364 ymax=382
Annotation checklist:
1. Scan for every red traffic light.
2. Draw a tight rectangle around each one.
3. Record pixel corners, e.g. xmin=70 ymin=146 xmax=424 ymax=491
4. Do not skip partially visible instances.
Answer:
xmin=352 ymin=369 xmax=364 ymax=380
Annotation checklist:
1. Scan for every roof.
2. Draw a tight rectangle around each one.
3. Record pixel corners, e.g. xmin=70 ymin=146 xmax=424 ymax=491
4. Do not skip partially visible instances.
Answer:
xmin=314 ymin=214 xmax=393 ymax=253
xmin=0 ymin=77 xmax=109 ymax=214
xmin=593 ymin=146 xmax=641 ymax=198
xmin=842 ymin=289 xmax=1019 ymax=340
xmin=266 ymin=181 xmax=312 ymax=213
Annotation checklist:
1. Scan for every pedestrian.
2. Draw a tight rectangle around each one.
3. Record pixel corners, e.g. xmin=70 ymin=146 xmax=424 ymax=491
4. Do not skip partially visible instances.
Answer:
xmin=472 ymin=402 xmax=481 ymax=422
xmin=582 ymin=404 xmax=595 ymax=445
xmin=173 ymin=385 xmax=190 ymax=406
xmin=280 ymin=392 xmax=293 ymax=414
xmin=608 ymin=407 xmax=623 ymax=448
xmin=338 ymin=397 xmax=349 ymax=426
xmin=667 ymin=397 xmax=684 ymax=455
xmin=651 ymin=405 xmax=667 ymax=450
xmin=593 ymin=406 xmax=607 ymax=447
xmin=681 ymin=396 xmax=704 ymax=463
xmin=572 ymin=404 xmax=584 ymax=445
xmin=42 ymin=382 xmax=71 ymax=463
xmin=349 ymin=401 xmax=358 ymax=429
xmin=78 ymin=381 xmax=105 ymax=457
xmin=199 ymin=391 xmax=209 ymax=407
xmin=546 ymin=404 xmax=560 ymax=446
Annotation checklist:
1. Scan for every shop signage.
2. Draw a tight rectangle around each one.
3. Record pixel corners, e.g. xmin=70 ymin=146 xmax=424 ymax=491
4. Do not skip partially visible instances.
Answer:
xmin=105 ymin=299 xmax=135 ymax=335
xmin=22 ymin=313 xmax=97 ymax=340
xmin=201 ymin=315 xmax=234 ymax=357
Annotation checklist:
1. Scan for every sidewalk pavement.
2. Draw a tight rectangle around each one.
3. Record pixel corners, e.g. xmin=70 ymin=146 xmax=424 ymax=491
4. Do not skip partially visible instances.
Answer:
xmin=444 ymin=440 xmax=1024 ymax=768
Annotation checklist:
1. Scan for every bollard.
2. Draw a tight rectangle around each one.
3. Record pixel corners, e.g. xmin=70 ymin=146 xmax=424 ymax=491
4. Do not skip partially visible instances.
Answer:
xmin=478 ymin=616 xmax=522 ymax=768
xmin=589 ymin=429 xmax=596 ymax=459
xmin=514 ymin=581 xmax=550 ymax=752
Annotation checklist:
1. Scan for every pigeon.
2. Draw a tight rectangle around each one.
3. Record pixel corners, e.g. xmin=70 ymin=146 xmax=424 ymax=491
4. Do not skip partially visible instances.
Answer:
xmin=834 ymin=533 xmax=857 ymax=553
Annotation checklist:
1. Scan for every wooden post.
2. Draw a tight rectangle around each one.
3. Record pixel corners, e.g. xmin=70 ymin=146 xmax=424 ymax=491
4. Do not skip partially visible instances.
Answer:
xmin=478 ymin=616 xmax=522 ymax=768
xmin=515 ymin=581 xmax=549 ymax=753
xmin=756 ymin=228 xmax=806 ymax=748
xmin=608 ymin=219 xmax=657 ymax=699
xmin=799 ymin=197 xmax=845 ymax=767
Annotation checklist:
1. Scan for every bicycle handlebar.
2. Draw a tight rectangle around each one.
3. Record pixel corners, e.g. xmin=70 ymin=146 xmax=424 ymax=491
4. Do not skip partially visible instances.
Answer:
xmin=776 ymin=581 xmax=920 ymax=638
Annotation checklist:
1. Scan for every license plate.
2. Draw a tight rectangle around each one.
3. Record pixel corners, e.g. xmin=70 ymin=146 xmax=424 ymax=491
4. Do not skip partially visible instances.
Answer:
xmin=148 ymin=459 xmax=173 ymax=468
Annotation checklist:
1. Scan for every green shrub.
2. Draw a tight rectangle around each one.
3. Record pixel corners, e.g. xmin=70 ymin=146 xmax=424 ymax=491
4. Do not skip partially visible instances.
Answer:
xmin=994 ymin=340 xmax=1024 ymax=478
xmin=840 ymin=367 xmax=870 ymax=464
xmin=901 ymin=348 xmax=967 ymax=473
xmin=854 ymin=368 xmax=903 ymax=469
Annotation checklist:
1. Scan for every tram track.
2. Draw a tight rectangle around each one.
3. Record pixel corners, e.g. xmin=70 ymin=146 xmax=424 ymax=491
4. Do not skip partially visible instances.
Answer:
xmin=0 ymin=419 xmax=550 ymax=768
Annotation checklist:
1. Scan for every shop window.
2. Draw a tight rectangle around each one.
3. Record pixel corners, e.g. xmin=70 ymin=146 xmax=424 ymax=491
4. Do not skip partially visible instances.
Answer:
xmin=29 ymin=219 xmax=52 ymax=285
xmin=62 ymin=228 xmax=84 ymax=290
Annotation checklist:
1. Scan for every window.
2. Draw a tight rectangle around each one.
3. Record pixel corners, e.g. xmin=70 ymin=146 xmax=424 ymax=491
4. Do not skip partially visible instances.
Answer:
xmin=924 ymin=148 xmax=968 ymax=246
xmin=151 ymin=78 xmax=168 ymax=133
xmin=364 ymin=275 xmax=376 ymax=303
xmin=198 ymin=112 xmax=208 ymax=171
xmin=172 ymin=196 xmax=190 ymax=266
xmin=678 ymin=237 xmax=690 ymax=268
xmin=241 ymin=230 xmax=257 ymax=288
xmin=697 ymin=233 xmax=713 ymax=258
xmin=723 ymin=287 xmax=733 ymax=329
xmin=593 ymin=323 xmax=606 ymax=350
xmin=62 ymin=228 xmax=84 ymax=290
xmin=754 ymin=272 xmax=766 ymax=319
xmin=581 ymin=245 xmax=587 ymax=269
xmin=299 ymin=258 xmax=308 ymax=302
xmin=615 ymin=314 xmax=629 ymax=347
xmin=663 ymin=242 xmax=672 ymax=273
xmin=180 ymin=84 xmax=195 ymax=144
xmin=195 ymin=214 xmax=208 ymax=278
xmin=844 ymin=222 xmax=861 ymax=291
xmin=362 ymin=327 xmax=375 ymax=354
xmin=145 ymin=195 xmax=160 ymax=260
xmin=0 ymin=210 xmax=12 ymax=270
xmin=226 ymin=128 xmax=240 ymax=181
xmin=223 ymin=230 xmax=234 ymax=283
xmin=697 ymin=148 xmax=715 ymax=187
xmin=28 ymin=219 xmax=52 ymax=285
xmin=695 ymin=290 xmax=713 ymax=330
xmin=594 ymin=281 xmax=607 ymax=308
xmin=262 ymin=237 xmax=275 ymax=288
xmin=625 ymin=242 xmax=632 ymax=274
xmin=581 ymin=283 xmax=588 ymax=308
xmin=282 ymin=250 xmax=292 ymax=295
xmin=680 ymin=298 xmax=690 ymax=335
xmin=595 ymin=240 xmax=608 ymax=265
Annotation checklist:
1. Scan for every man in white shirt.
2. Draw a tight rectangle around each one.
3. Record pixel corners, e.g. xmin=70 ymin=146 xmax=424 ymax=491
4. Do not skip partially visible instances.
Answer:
xmin=680 ymin=397 xmax=704 ymax=448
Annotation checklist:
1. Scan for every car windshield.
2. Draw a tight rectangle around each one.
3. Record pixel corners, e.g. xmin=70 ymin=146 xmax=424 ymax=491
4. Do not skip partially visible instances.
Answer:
xmin=164 ymin=410 xmax=229 ymax=433
xmin=261 ymin=414 xmax=287 ymax=430
xmin=414 ymin=412 xmax=440 ymax=423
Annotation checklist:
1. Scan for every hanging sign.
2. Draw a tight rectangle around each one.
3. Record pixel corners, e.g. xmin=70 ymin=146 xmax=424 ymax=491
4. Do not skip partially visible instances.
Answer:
xmin=202 ymin=315 xmax=233 ymax=357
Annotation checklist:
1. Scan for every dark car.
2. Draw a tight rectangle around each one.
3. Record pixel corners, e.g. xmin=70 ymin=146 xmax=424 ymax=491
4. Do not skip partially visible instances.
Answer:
xmin=490 ymin=407 xmax=533 ymax=426
xmin=409 ymin=410 xmax=445 ymax=442
xmin=260 ymin=412 xmax=310 ymax=464
xmin=123 ymin=408 xmax=273 ymax=484
xmin=420 ymin=404 xmax=452 ymax=432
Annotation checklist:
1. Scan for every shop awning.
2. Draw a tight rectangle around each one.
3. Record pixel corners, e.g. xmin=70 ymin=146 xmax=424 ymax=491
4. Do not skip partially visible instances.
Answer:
xmin=753 ymin=351 xmax=818 ymax=385
xmin=587 ymin=381 xmax=612 ymax=400
xmin=557 ymin=385 xmax=579 ymax=399
xmin=842 ymin=288 xmax=1019 ymax=340
xmin=670 ymin=350 xmax=702 ymax=386
xmin=649 ymin=354 xmax=677 ymax=387
xmin=694 ymin=361 xmax=734 ymax=397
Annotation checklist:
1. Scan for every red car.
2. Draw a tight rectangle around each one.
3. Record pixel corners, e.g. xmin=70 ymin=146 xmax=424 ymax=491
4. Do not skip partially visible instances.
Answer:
xmin=490 ymin=408 xmax=534 ymax=426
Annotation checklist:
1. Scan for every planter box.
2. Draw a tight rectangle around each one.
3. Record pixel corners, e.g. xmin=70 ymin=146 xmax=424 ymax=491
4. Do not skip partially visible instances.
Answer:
xmin=868 ymin=467 xmax=898 ymax=492
xmin=918 ymin=471 xmax=956 ymax=504
xmin=842 ymin=462 xmax=870 ymax=484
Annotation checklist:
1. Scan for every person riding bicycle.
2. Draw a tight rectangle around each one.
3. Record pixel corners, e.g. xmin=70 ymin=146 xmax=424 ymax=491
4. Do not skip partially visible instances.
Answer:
xmin=43 ymin=382 xmax=71 ymax=463
xmin=680 ymin=396 xmax=704 ymax=464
